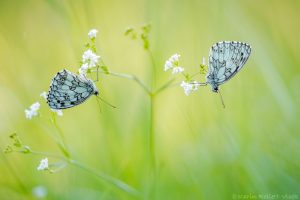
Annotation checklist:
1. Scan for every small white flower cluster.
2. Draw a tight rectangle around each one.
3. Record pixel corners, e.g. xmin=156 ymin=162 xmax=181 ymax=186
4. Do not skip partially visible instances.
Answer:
xmin=79 ymin=29 xmax=101 ymax=76
xmin=24 ymin=91 xmax=63 ymax=119
xmin=164 ymin=54 xmax=184 ymax=74
xmin=82 ymin=50 xmax=100 ymax=68
xmin=25 ymin=102 xmax=40 ymax=119
xmin=37 ymin=158 xmax=49 ymax=171
xmin=88 ymin=29 xmax=98 ymax=39
xmin=164 ymin=54 xmax=204 ymax=96
xmin=180 ymin=81 xmax=199 ymax=96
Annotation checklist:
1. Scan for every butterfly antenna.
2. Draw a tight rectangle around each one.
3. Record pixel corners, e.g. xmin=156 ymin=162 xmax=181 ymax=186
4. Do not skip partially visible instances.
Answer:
xmin=96 ymin=95 xmax=117 ymax=109
xmin=218 ymin=89 xmax=226 ymax=108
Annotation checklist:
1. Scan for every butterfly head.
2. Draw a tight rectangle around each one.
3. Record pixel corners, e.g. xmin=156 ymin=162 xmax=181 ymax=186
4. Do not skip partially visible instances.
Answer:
xmin=211 ymin=83 xmax=219 ymax=93
xmin=94 ymin=90 xmax=99 ymax=96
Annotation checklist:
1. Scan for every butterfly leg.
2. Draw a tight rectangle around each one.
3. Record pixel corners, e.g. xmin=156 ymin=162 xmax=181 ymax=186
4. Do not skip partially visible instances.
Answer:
xmin=217 ymin=89 xmax=226 ymax=108
xmin=96 ymin=95 xmax=116 ymax=108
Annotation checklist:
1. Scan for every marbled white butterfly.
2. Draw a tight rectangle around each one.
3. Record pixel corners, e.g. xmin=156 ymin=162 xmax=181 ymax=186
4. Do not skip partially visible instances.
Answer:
xmin=47 ymin=69 xmax=99 ymax=109
xmin=206 ymin=41 xmax=251 ymax=92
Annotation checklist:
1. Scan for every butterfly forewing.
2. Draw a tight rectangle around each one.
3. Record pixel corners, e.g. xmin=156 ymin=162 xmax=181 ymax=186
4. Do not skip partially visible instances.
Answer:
xmin=47 ymin=69 xmax=97 ymax=109
xmin=206 ymin=41 xmax=251 ymax=87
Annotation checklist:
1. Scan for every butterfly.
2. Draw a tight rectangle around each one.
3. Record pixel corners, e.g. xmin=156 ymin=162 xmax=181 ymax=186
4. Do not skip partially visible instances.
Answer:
xmin=205 ymin=41 xmax=251 ymax=92
xmin=47 ymin=69 xmax=99 ymax=109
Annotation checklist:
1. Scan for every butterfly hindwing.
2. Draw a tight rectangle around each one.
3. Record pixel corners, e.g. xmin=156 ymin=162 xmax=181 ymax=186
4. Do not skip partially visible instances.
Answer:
xmin=206 ymin=41 xmax=251 ymax=86
xmin=47 ymin=69 xmax=97 ymax=109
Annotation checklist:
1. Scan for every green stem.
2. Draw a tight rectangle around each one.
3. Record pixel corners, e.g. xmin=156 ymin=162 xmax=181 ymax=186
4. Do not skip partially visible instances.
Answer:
xmin=149 ymin=95 xmax=155 ymax=169
xmin=153 ymin=78 xmax=176 ymax=96
xmin=147 ymin=50 xmax=157 ymax=86
xmin=28 ymin=150 xmax=140 ymax=197
xmin=51 ymin=117 xmax=70 ymax=158
xmin=69 ymin=159 xmax=141 ymax=197
xmin=30 ymin=150 xmax=65 ymax=160
xmin=147 ymin=48 xmax=157 ymax=199
xmin=108 ymin=71 xmax=151 ymax=95
xmin=37 ymin=116 xmax=65 ymax=149
xmin=190 ymin=71 xmax=201 ymax=78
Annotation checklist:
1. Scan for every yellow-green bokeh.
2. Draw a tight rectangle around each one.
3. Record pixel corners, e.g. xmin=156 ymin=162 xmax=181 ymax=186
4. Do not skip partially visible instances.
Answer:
xmin=1 ymin=0 xmax=300 ymax=199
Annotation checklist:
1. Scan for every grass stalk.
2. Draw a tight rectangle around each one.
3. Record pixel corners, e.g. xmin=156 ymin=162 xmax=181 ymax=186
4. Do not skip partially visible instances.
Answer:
xmin=29 ymin=150 xmax=141 ymax=197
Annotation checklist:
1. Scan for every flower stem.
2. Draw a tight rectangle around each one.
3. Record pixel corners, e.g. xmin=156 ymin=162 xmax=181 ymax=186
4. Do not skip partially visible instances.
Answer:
xmin=30 ymin=150 xmax=65 ymax=160
xmin=51 ymin=117 xmax=70 ymax=158
xmin=148 ymin=50 xmax=157 ymax=85
xmin=28 ymin=150 xmax=140 ymax=197
xmin=148 ymin=93 xmax=157 ymax=199
xmin=148 ymin=94 xmax=156 ymax=172
xmin=108 ymin=71 xmax=151 ymax=95
xmin=153 ymin=78 xmax=176 ymax=96
xmin=69 ymin=159 xmax=141 ymax=197
xmin=147 ymin=48 xmax=157 ymax=199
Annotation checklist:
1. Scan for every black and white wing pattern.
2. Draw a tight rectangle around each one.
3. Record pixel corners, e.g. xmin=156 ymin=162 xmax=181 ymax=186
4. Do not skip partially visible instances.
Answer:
xmin=47 ymin=69 xmax=99 ymax=109
xmin=206 ymin=41 xmax=251 ymax=92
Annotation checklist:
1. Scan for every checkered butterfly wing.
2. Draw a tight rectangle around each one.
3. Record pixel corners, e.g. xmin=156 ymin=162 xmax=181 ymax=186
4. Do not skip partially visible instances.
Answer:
xmin=47 ymin=69 xmax=97 ymax=109
xmin=206 ymin=41 xmax=251 ymax=86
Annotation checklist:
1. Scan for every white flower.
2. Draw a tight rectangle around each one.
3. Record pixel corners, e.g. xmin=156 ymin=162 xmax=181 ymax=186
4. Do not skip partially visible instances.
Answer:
xmin=40 ymin=91 xmax=47 ymax=100
xmin=30 ymin=102 xmax=40 ymax=110
xmin=32 ymin=186 xmax=48 ymax=198
xmin=202 ymin=57 xmax=206 ymax=65
xmin=180 ymin=81 xmax=199 ymax=96
xmin=170 ymin=53 xmax=180 ymax=62
xmin=82 ymin=49 xmax=100 ymax=68
xmin=81 ymin=63 xmax=89 ymax=70
xmin=79 ymin=68 xmax=86 ymax=76
xmin=172 ymin=67 xmax=184 ymax=74
xmin=78 ymin=68 xmax=85 ymax=76
xmin=164 ymin=53 xmax=181 ymax=72
xmin=37 ymin=158 xmax=49 ymax=171
xmin=88 ymin=29 xmax=98 ymax=39
xmin=164 ymin=60 xmax=173 ymax=71
xmin=51 ymin=109 xmax=63 ymax=117
xmin=25 ymin=102 xmax=40 ymax=119
xmin=78 ymin=63 xmax=89 ymax=75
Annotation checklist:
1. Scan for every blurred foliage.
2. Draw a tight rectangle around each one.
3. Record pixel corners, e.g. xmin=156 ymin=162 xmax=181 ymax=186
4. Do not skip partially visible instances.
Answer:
xmin=1 ymin=0 xmax=300 ymax=199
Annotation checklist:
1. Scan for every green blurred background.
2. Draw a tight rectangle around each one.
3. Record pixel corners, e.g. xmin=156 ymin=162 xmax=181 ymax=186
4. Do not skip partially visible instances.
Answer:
xmin=1 ymin=0 xmax=300 ymax=199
